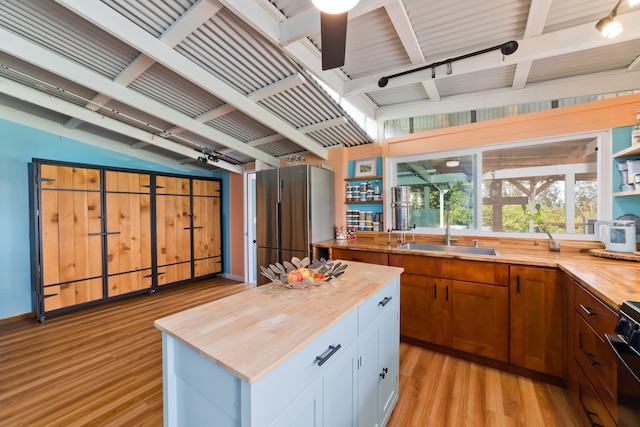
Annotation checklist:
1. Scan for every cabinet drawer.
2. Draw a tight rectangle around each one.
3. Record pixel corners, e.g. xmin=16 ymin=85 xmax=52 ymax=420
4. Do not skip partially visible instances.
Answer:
xmin=574 ymin=284 xmax=617 ymax=335
xmin=447 ymin=259 xmax=509 ymax=286
xmin=574 ymin=314 xmax=617 ymax=420
xmin=359 ymin=278 xmax=399 ymax=334
xmin=389 ymin=254 xmax=444 ymax=276
xmin=333 ymin=248 xmax=388 ymax=265
xmin=572 ymin=360 xmax=616 ymax=427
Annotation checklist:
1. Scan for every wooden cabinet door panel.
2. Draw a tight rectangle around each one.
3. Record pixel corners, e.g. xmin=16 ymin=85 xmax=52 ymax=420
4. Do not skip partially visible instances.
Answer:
xmin=105 ymin=171 xmax=152 ymax=296
xmin=192 ymin=180 xmax=222 ymax=276
xmin=510 ymin=266 xmax=563 ymax=376
xmin=107 ymin=270 xmax=153 ymax=297
xmin=43 ymin=278 xmax=103 ymax=312
xmin=156 ymin=194 xmax=192 ymax=266
xmin=450 ymin=280 xmax=509 ymax=361
xmin=39 ymin=165 xmax=104 ymax=311
xmin=400 ymin=273 xmax=451 ymax=345
xmin=157 ymin=263 xmax=192 ymax=286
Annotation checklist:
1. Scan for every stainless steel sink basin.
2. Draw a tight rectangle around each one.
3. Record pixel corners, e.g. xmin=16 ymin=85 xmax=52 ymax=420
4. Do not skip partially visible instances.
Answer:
xmin=397 ymin=242 xmax=499 ymax=256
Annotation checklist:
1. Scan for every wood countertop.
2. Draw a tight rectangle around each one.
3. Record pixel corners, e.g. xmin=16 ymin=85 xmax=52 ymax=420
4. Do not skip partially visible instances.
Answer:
xmin=154 ymin=262 xmax=403 ymax=384
xmin=317 ymin=237 xmax=640 ymax=310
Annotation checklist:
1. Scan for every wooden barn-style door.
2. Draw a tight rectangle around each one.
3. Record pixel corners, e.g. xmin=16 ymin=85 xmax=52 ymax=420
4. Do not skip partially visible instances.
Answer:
xmin=192 ymin=179 xmax=222 ymax=277
xmin=104 ymin=170 xmax=153 ymax=297
xmin=36 ymin=164 xmax=104 ymax=315
xmin=31 ymin=160 xmax=222 ymax=322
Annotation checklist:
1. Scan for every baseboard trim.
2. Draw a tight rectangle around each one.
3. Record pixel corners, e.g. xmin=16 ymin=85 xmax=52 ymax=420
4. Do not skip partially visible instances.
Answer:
xmin=0 ymin=312 xmax=34 ymax=325
xmin=222 ymin=273 xmax=245 ymax=282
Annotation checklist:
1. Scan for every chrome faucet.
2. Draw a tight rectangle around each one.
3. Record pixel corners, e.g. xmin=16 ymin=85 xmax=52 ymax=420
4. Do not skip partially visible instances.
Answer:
xmin=445 ymin=203 xmax=458 ymax=246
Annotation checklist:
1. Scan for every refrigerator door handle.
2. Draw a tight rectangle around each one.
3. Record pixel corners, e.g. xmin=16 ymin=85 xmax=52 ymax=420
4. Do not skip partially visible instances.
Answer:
xmin=276 ymin=202 xmax=282 ymax=262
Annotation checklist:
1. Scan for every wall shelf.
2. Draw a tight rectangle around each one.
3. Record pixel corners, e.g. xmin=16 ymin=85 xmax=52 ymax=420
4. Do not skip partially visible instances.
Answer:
xmin=344 ymin=200 xmax=383 ymax=204
xmin=345 ymin=175 xmax=383 ymax=181
xmin=613 ymin=144 xmax=640 ymax=158
xmin=613 ymin=189 xmax=640 ymax=197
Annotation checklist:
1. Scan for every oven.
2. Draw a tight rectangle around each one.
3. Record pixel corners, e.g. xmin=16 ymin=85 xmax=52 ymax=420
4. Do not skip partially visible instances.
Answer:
xmin=605 ymin=300 xmax=640 ymax=427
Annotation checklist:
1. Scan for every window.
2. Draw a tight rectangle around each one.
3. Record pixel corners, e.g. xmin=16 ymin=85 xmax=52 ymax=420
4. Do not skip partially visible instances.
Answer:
xmin=390 ymin=133 xmax=604 ymax=237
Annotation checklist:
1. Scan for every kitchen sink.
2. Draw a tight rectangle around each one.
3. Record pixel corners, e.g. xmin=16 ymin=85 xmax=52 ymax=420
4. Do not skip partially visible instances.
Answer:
xmin=396 ymin=242 xmax=499 ymax=256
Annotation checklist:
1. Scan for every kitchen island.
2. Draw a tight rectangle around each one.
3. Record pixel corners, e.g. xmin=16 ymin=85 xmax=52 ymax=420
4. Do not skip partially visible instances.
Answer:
xmin=155 ymin=261 xmax=404 ymax=427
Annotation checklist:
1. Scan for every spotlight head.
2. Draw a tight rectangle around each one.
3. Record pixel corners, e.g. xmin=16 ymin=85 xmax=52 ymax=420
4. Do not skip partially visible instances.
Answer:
xmin=596 ymin=16 xmax=622 ymax=38
xmin=197 ymin=156 xmax=207 ymax=163
xmin=500 ymin=41 xmax=518 ymax=56
xmin=378 ymin=77 xmax=389 ymax=88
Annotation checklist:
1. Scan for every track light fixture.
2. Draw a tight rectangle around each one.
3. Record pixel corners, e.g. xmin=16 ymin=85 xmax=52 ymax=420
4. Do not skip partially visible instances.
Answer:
xmin=377 ymin=41 xmax=518 ymax=88
xmin=196 ymin=149 xmax=219 ymax=164
xmin=596 ymin=0 xmax=640 ymax=38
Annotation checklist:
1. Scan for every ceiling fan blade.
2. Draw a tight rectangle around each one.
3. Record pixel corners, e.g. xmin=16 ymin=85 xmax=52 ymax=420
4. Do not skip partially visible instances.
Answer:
xmin=320 ymin=11 xmax=348 ymax=70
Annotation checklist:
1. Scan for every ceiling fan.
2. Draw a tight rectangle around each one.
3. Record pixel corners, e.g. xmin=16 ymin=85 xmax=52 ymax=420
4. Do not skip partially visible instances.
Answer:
xmin=312 ymin=0 xmax=360 ymax=70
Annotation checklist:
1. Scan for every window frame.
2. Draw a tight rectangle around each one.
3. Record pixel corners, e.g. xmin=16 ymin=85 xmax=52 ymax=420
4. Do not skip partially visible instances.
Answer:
xmin=385 ymin=130 xmax=612 ymax=239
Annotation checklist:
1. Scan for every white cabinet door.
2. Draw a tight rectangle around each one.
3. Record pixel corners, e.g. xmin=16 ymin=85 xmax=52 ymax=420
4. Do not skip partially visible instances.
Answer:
xmin=358 ymin=322 xmax=380 ymax=427
xmin=357 ymin=294 xmax=399 ymax=427
xmin=269 ymin=378 xmax=323 ymax=427
xmin=324 ymin=343 xmax=358 ymax=427
xmin=377 ymin=306 xmax=398 ymax=426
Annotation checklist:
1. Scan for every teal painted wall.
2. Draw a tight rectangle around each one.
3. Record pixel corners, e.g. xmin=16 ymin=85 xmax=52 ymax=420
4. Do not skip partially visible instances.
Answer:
xmin=0 ymin=118 xmax=230 ymax=320
xmin=612 ymin=126 xmax=640 ymax=222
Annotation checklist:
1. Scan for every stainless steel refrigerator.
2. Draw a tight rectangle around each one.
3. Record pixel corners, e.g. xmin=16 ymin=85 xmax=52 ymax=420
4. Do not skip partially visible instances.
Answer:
xmin=256 ymin=165 xmax=334 ymax=285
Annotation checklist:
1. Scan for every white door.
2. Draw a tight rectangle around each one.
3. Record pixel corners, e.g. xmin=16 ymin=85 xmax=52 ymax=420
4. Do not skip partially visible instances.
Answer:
xmin=245 ymin=172 xmax=257 ymax=283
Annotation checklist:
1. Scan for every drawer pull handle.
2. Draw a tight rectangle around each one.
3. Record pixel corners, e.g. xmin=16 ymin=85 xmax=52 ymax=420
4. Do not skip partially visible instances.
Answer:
xmin=316 ymin=344 xmax=341 ymax=367
xmin=352 ymin=258 xmax=363 ymax=262
xmin=434 ymin=283 xmax=437 ymax=299
xmin=378 ymin=296 xmax=392 ymax=307
xmin=516 ymin=275 xmax=520 ymax=293
xmin=582 ymin=349 xmax=599 ymax=366
xmin=379 ymin=367 xmax=388 ymax=379
xmin=580 ymin=304 xmax=595 ymax=316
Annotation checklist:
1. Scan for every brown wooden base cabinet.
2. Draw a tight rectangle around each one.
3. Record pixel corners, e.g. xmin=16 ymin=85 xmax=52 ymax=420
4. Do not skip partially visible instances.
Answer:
xmin=31 ymin=160 xmax=222 ymax=322
xmin=390 ymin=254 xmax=510 ymax=362
xmin=565 ymin=275 xmax=618 ymax=427
xmin=509 ymin=265 xmax=563 ymax=377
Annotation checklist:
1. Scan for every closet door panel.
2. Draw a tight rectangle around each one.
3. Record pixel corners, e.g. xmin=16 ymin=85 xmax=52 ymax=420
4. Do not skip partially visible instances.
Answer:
xmin=156 ymin=176 xmax=192 ymax=285
xmin=105 ymin=171 xmax=152 ymax=297
xmin=192 ymin=180 xmax=222 ymax=277
xmin=39 ymin=164 xmax=103 ymax=311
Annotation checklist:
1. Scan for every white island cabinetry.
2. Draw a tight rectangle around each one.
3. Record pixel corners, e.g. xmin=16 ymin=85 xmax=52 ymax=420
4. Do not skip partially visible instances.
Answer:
xmin=155 ymin=261 xmax=403 ymax=427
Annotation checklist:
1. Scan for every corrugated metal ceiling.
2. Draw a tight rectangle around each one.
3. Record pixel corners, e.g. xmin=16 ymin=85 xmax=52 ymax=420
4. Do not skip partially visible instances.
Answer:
xmin=0 ymin=0 xmax=638 ymax=172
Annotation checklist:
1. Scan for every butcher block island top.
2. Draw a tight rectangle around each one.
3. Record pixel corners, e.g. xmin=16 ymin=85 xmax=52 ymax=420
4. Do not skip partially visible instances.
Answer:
xmin=154 ymin=261 xmax=403 ymax=384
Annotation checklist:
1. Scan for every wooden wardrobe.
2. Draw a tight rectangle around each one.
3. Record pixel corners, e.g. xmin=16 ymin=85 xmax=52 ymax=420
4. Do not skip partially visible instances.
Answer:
xmin=30 ymin=160 xmax=222 ymax=322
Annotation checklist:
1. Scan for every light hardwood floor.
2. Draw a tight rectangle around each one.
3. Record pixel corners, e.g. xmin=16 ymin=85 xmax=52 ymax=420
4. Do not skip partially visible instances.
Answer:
xmin=0 ymin=277 xmax=581 ymax=427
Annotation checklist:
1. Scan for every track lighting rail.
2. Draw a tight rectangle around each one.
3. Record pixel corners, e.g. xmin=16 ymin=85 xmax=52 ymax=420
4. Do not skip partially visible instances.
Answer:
xmin=377 ymin=41 xmax=519 ymax=88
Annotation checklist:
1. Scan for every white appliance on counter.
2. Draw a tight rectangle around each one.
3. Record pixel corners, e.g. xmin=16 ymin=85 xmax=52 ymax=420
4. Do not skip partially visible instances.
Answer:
xmin=594 ymin=220 xmax=637 ymax=252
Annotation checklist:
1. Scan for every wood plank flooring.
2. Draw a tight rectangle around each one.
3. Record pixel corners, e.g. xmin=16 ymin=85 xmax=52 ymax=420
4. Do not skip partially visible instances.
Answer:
xmin=0 ymin=277 xmax=582 ymax=426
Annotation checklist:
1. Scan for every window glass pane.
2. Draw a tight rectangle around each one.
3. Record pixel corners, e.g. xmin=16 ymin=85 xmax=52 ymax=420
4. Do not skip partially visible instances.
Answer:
xmin=396 ymin=155 xmax=475 ymax=229
xmin=482 ymin=138 xmax=598 ymax=234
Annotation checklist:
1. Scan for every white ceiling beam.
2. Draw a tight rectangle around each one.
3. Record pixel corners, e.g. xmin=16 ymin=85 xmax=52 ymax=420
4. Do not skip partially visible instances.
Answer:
xmin=421 ymin=79 xmax=441 ymax=102
xmin=629 ymin=55 xmax=640 ymax=72
xmin=0 ymin=76 xmax=242 ymax=173
xmin=512 ymin=0 xmax=552 ymax=90
xmin=54 ymin=0 xmax=328 ymax=160
xmin=345 ymin=9 xmax=640 ymax=96
xmin=298 ymin=116 xmax=349 ymax=133
xmin=0 ymin=27 xmax=278 ymax=166
xmin=64 ymin=0 xmax=222 ymax=129
xmin=376 ymin=69 xmax=640 ymax=121
xmin=384 ymin=0 xmax=423 ymax=64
